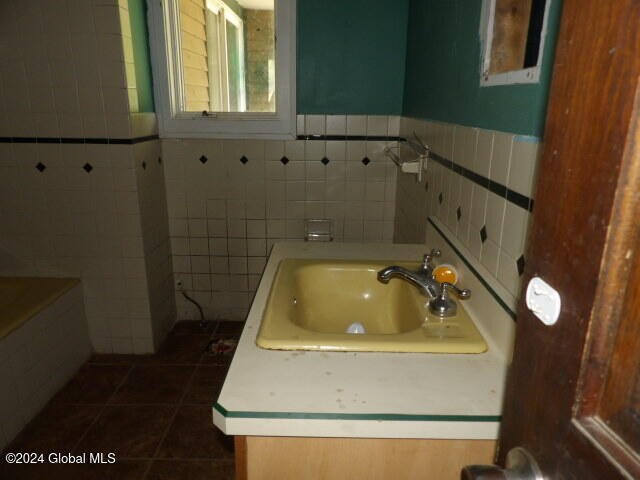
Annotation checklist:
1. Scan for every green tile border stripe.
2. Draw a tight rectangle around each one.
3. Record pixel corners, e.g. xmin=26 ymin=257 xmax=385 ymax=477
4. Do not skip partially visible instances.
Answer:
xmin=428 ymin=217 xmax=517 ymax=321
xmin=214 ymin=402 xmax=501 ymax=423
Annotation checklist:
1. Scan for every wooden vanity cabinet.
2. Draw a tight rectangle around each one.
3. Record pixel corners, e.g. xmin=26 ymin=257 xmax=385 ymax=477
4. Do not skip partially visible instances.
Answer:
xmin=234 ymin=435 xmax=496 ymax=480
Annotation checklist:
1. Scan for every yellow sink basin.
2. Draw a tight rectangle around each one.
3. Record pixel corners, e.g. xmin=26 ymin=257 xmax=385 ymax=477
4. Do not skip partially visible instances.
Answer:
xmin=256 ymin=259 xmax=488 ymax=353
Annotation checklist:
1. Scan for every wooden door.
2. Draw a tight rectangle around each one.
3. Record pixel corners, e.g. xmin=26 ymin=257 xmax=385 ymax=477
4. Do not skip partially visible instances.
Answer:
xmin=465 ymin=0 xmax=640 ymax=478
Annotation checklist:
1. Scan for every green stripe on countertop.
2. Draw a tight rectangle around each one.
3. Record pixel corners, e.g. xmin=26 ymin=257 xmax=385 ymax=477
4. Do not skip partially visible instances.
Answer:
xmin=214 ymin=403 xmax=501 ymax=422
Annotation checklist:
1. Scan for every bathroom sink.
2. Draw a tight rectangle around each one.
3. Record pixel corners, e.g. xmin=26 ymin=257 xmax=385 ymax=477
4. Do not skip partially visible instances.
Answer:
xmin=256 ymin=259 xmax=487 ymax=353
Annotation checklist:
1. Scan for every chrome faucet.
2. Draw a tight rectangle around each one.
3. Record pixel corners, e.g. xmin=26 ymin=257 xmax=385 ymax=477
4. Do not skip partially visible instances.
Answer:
xmin=377 ymin=249 xmax=472 ymax=317
xmin=428 ymin=282 xmax=471 ymax=317
xmin=377 ymin=249 xmax=442 ymax=299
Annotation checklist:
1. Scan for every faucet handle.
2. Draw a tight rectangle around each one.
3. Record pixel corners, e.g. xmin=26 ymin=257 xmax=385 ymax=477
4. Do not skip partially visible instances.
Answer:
xmin=441 ymin=282 xmax=471 ymax=299
xmin=421 ymin=249 xmax=441 ymax=272
xmin=429 ymin=282 xmax=471 ymax=317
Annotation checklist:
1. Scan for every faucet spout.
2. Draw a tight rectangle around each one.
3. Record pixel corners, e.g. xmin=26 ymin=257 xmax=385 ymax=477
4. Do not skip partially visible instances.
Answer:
xmin=377 ymin=266 xmax=440 ymax=299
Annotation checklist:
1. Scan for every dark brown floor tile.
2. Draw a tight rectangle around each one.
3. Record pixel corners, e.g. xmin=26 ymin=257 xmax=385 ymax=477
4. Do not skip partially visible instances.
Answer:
xmin=1 ymin=324 xmax=240 ymax=478
xmin=0 ymin=462 xmax=75 ymax=480
xmin=213 ymin=320 xmax=244 ymax=337
xmin=89 ymin=354 xmax=151 ymax=365
xmin=150 ymin=334 xmax=210 ymax=364
xmin=182 ymin=366 xmax=228 ymax=405
xmin=206 ymin=321 xmax=244 ymax=341
xmin=0 ymin=458 xmax=148 ymax=480
xmin=146 ymin=460 xmax=234 ymax=480
xmin=75 ymin=405 xmax=176 ymax=458
xmin=169 ymin=320 xmax=243 ymax=338
xmin=8 ymin=404 xmax=102 ymax=454
xmin=70 ymin=459 xmax=149 ymax=480
xmin=109 ymin=365 xmax=194 ymax=404
xmin=200 ymin=351 xmax=235 ymax=367
xmin=169 ymin=321 xmax=213 ymax=335
xmin=156 ymin=406 xmax=234 ymax=460
xmin=52 ymin=364 xmax=132 ymax=405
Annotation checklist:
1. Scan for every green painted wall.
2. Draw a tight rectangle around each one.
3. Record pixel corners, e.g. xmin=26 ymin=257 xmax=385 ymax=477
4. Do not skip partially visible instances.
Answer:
xmin=129 ymin=0 xmax=155 ymax=112
xmin=296 ymin=0 xmax=410 ymax=115
xmin=137 ymin=0 xmax=409 ymax=114
xmin=402 ymin=0 xmax=563 ymax=136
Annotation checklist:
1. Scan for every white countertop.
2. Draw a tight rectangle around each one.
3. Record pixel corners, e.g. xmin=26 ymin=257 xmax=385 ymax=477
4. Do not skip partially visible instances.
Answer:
xmin=214 ymin=234 xmax=513 ymax=439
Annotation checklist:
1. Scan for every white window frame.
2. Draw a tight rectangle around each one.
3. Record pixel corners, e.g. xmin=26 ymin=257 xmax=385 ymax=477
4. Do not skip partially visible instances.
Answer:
xmin=147 ymin=0 xmax=296 ymax=139
xmin=479 ymin=0 xmax=552 ymax=87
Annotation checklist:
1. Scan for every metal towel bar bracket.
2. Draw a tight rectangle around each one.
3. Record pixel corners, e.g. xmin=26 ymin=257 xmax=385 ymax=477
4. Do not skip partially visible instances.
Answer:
xmin=383 ymin=131 xmax=430 ymax=182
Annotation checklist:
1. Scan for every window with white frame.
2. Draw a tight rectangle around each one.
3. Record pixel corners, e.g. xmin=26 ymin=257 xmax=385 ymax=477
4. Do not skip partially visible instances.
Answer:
xmin=147 ymin=0 xmax=295 ymax=138
xmin=479 ymin=0 xmax=552 ymax=86
xmin=206 ymin=0 xmax=247 ymax=112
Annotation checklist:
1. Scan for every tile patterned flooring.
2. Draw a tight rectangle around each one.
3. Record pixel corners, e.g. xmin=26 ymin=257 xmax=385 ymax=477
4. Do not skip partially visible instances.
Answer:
xmin=0 ymin=321 xmax=242 ymax=480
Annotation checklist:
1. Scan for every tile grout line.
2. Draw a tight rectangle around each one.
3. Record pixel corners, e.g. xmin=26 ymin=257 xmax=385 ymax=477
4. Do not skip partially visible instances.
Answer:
xmin=8 ymin=329 xmax=236 ymax=473
xmin=139 ymin=362 xmax=200 ymax=480
xmin=180 ymin=357 xmax=204 ymax=405
xmin=69 ymin=363 xmax=135 ymax=454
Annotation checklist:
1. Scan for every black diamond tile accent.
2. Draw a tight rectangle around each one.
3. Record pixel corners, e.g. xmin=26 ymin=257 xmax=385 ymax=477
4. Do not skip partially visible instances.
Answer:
xmin=35 ymin=162 xmax=46 ymax=172
xmin=321 ymin=157 xmax=330 ymax=165
xmin=142 ymin=161 xmax=147 ymax=170
xmin=425 ymin=181 xmax=429 ymax=192
xmin=362 ymin=157 xmax=370 ymax=166
xmin=83 ymin=163 xmax=93 ymax=173
xmin=438 ymin=192 xmax=443 ymax=205
xmin=158 ymin=156 xmax=162 ymax=164
xmin=517 ymin=255 xmax=526 ymax=276
xmin=240 ymin=155 xmax=248 ymax=164
xmin=480 ymin=226 xmax=488 ymax=243
xmin=199 ymin=155 xmax=208 ymax=164
xmin=280 ymin=156 xmax=289 ymax=165
xmin=456 ymin=207 xmax=462 ymax=221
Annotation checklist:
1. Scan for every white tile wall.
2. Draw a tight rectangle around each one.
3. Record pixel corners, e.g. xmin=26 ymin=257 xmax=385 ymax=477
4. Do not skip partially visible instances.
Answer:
xmin=0 ymin=284 xmax=91 ymax=451
xmin=0 ymin=1 xmax=174 ymax=353
xmin=164 ymin=115 xmax=399 ymax=321
xmin=1 ymin=0 xmax=538 ymax=342
xmin=0 ymin=143 xmax=161 ymax=353
xmin=134 ymin=140 xmax=175 ymax=350
xmin=394 ymin=117 xmax=541 ymax=304
xmin=0 ymin=0 xmax=136 ymax=139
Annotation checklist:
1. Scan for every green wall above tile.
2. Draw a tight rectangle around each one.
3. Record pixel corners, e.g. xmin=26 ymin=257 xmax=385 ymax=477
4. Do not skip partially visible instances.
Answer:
xmin=296 ymin=0 xmax=409 ymax=115
xmin=136 ymin=0 xmax=560 ymax=125
xmin=137 ymin=0 xmax=409 ymax=115
xmin=402 ymin=0 xmax=563 ymax=136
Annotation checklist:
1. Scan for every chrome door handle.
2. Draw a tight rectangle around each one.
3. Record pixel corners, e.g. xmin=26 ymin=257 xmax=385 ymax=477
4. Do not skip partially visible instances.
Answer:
xmin=461 ymin=447 xmax=543 ymax=480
